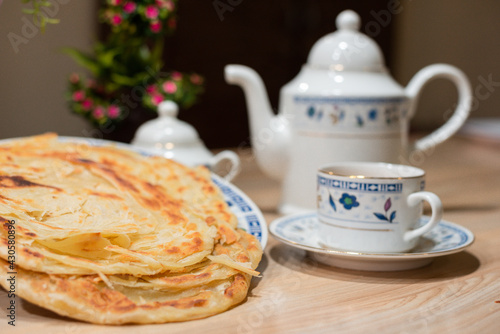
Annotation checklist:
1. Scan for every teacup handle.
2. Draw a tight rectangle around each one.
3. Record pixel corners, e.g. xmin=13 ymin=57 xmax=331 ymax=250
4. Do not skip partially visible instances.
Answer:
xmin=405 ymin=64 xmax=472 ymax=154
xmin=404 ymin=191 xmax=443 ymax=242
xmin=209 ymin=150 xmax=240 ymax=182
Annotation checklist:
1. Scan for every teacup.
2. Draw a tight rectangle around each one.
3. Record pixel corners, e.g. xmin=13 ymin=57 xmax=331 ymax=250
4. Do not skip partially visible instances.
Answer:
xmin=317 ymin=162 xmax=443 ymax=253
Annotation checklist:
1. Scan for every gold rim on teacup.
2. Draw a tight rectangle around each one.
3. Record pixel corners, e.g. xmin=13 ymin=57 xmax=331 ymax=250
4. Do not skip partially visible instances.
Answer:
xmin=319 ymin=162 xmax=425 ymax=180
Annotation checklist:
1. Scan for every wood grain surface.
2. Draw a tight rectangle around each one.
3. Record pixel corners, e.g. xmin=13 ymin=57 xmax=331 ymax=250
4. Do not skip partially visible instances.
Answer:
xmin=1 ymin=136 xmax=499 ymax=334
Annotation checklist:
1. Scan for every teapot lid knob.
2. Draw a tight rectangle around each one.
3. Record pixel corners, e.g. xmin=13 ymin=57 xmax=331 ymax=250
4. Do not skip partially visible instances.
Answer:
xmin=158 ymin=100 xmax=179 ymax=118
xmin=336 ymin=10 xmax=360 ymax=31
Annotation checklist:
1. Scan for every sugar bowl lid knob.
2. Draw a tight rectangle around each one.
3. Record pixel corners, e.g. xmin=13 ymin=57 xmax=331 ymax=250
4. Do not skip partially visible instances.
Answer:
xmin=335 ymin=9 xmax=361 ymax=31
xmin=158 ymin=100 xmax=179 ymax=118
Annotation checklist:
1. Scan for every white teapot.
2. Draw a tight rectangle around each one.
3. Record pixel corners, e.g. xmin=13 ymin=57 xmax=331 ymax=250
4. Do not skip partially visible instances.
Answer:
xmin=132 ymin=101 xmax=240 ymax=181
xmin=224 ymin=9 xmax=472 ymax=214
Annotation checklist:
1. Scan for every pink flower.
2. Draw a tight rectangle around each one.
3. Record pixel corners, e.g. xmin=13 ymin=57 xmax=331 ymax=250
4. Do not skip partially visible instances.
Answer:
xmin=150 ymin=21 xmax=162 ymax=33
xmin=109 ymin=0 xmax=121 ymax=6
xmin=162 ymin=81 xmax=177 ymax=94
xmin=151 ymin=94 xmax=164 ymax=106
xmin=72 ymin=90 xmax=85 ymax=102
xmin=145 ymin=5 xmax=159 ymax=19
xmin=156 ymin=0 xmax=174 ymax=10
xmin=146 ymin=84 xmax=157 ymax=94
xmin=190 ymin=74 xmax=203 ymax=85
xmin=171 ymin=71 xmax=182 ymax=80
xmin=69 ymin=73 xmax=80 ymax=84
xmin=111 ymin=14 xmax=122 ymax=26
xmin=93 ymin=106 xmax=106 ymax=119
xmin=81 ymin=99 xmax=93 ymax=111
xmin=108 ymin=105 xmax=121 ymax=119
xmin=123 ymin=2 xmax=136 ymax=13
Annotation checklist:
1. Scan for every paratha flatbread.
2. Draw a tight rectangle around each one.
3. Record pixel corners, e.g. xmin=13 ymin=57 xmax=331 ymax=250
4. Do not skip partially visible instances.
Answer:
xmin=0 ymin=134 xmax=263 ymax=324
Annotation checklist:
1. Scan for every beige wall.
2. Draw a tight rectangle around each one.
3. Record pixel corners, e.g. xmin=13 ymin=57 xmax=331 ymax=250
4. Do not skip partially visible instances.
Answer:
xmin=0 ymin=0 xmax=95 ymax=139
xmin=392 ymin=0 xmax=500 ymax=130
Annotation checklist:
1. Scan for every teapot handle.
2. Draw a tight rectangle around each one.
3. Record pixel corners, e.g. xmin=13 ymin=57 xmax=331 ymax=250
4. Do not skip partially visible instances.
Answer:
xmin=405 ymin=64 xmax=472 ymax=153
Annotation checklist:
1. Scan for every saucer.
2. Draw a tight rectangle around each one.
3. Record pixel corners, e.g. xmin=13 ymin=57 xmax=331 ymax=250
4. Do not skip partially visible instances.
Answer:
xmin=269 ymin=212 xmax=474 ymax=271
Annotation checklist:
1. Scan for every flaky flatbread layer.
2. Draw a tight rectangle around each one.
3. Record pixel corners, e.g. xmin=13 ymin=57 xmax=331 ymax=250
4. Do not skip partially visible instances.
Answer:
xmin=0 ymin=259 xmax=251 ymax=325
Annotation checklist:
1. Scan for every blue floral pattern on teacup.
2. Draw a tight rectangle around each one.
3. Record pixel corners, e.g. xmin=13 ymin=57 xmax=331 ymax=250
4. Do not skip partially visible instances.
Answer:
xmin=339 ymin=193 xmax=360 ymax=210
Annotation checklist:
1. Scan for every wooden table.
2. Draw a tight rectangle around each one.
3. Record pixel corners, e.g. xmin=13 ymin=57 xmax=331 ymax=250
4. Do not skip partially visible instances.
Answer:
xmin=1 ymin=136 xmax=499 ymax=333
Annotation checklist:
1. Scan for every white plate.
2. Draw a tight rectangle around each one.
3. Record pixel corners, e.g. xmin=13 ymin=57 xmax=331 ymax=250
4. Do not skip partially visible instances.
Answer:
xmin=0 ymin=136 xmax=268 ymax=249
xmin=269 ymin=212 xmax=474 ymax=271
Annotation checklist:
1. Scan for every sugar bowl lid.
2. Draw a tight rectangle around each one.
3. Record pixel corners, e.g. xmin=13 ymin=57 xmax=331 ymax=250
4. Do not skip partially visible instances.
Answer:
xmin=307 ymin=10 xmax=386 ymax=72
xmin=131 ymin=100 xmax=205 ymax=150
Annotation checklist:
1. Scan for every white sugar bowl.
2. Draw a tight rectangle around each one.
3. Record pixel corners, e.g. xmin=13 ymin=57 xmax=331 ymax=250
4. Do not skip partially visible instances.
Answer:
xmin=132 ymin=101 xmax=240 ymax=181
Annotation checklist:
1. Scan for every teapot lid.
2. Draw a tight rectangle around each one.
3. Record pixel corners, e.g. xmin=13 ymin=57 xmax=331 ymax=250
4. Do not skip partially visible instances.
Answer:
xmin=307 ymin=10 xmax=386 ymax=72
xmin=131 ymin=101 xmax=203 ymax=149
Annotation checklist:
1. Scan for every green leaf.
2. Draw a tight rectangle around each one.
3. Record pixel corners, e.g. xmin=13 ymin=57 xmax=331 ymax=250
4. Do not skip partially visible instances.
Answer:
xmin=96 ymin=49 xmax=119 ymax=68
xmin=111 ymin=73 xmax=140 ymax=87
xmin=62 ymin=48 xmax=100 ymax=76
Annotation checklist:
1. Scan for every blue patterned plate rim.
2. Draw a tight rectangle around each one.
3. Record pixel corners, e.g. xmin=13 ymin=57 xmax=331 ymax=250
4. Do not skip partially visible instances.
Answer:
xmin=0 ymin=136 xmax=268 ymax=249
xmin=269 ymin=212 xmax=473 ymax=259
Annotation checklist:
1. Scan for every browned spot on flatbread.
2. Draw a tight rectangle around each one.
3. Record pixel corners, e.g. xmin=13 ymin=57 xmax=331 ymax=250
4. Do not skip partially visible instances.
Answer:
xmin=166 ymin=246 xmax=181 ymax=254
xmin=1 ymin=217 xmax=12 ymax=232
xmin=203 ymin=185 xmax=216 ymax=194
xmin=237 ymin=254 xmax=250 ymax=263
xmin=205 ymin=216 xmax=216 ymax=226
xmin=214 ymin=243 xmax=230 ymax=256
xmin=218 ymin=225 xmax=238 ymax=244
xmin=140 ymin=197 xmax=161 ymax=211
xmin=57 ymin=279 xmax=138 ymax=313
xmin=22 ymin=248 xmax=44 ymax=258
xmin=76 ymin=158 xmax=96 ymax=165
xmin=187 ymin=235 xmax=203 ymax=253
xmin=216 ymin=202 xmax=232 ymax=222
xmin=101 ymin=167 xmax=139 ymax=193
xmin=224 ymin=274 xmax=247 ymax=298
xmin=0 ymin=175 xmax=61 ymax=191
xmin=75 ymin=158 xmax=139 ymax=193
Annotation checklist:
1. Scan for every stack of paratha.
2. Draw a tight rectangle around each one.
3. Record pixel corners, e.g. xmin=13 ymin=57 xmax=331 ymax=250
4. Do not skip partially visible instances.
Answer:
xmin=0 ymin=133 xmax=262 ymax=324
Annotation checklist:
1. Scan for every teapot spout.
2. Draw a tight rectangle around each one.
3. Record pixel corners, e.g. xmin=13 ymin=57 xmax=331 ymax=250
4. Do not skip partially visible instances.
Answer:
xmin=225 ymin=65 xmax=289 ymax=181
